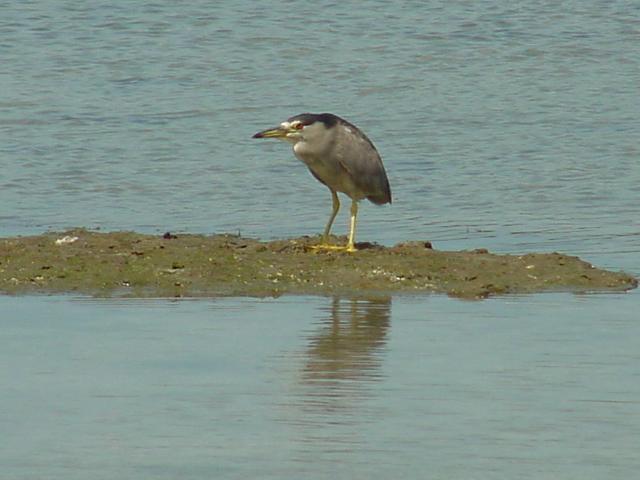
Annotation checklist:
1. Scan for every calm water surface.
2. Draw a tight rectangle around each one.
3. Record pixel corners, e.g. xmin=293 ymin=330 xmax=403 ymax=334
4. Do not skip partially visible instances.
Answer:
xmin=2 ymin=293 xmax=640 ymax=479
xmin=1 ymin=1 xmax=639 ymax=478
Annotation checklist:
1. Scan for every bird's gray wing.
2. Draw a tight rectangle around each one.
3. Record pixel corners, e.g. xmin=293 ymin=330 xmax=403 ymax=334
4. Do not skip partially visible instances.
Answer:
xmin=334 ymin=123 xmax=391 ymax=205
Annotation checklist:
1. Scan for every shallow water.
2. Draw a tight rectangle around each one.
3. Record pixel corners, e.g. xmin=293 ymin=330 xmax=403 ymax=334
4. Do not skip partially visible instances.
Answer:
xmin=1 ymin=1 xmax=639 ymax=478
xmin=2 ymin=293 xmax=640 ymax=479
xmin=2 ymin=2 xmax=639 ymax=268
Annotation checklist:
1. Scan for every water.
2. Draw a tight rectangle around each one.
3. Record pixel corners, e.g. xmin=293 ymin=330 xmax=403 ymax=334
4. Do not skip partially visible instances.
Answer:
xmin=1 ymin=1 xmax=639 ymax=478
xmin=2 ymin=294 xmax=640 ymax=479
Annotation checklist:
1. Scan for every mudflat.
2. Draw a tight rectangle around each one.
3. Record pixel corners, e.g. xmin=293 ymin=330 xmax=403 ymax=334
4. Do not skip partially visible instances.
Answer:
xmin=0 ymin=229 xmax=636 ymax=299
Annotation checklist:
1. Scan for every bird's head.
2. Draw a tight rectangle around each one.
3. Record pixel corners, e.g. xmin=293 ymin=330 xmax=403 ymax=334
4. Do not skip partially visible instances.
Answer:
xmin=252 ymin=113 xmax=338 ymax=145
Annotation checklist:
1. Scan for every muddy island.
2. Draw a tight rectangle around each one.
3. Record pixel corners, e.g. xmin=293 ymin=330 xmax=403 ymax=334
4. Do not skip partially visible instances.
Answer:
xmin=0 ymin=229 xmax=636 ymax=299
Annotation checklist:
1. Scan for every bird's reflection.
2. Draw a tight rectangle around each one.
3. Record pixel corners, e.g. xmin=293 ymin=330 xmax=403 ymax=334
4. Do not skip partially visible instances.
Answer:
xmin=301 ymin=296 xmax=391 ymax=387
xmin=282 ymin=296 xmax=392 ymax=429
xmin=278 ymin=296 xmax=392 ymax=458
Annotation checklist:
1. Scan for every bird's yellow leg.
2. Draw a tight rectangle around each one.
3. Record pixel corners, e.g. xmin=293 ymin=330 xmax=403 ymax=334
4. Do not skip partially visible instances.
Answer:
xmin=322 ymin=190 xmax=340 ymax=242
xmin=311 ymin=191 xmax=344 ymax=250
xmin=310 ymin=191 xmax=355 ymax=252
xmin=346 ymin=200 xmax=358 ymax=252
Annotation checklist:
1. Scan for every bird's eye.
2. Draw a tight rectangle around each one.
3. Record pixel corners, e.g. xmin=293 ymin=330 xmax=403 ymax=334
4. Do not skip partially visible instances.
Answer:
xmin=294 ymin=123 xmax=304 ymax=130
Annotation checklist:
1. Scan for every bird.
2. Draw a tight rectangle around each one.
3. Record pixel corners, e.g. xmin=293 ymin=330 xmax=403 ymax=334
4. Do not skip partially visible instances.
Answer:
xmin=252 ymin=112 xmax=391 ymax=252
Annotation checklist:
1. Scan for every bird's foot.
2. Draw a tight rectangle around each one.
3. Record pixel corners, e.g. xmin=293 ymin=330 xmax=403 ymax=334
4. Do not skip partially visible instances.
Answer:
xmin=309 ymin=243 xmax=357 ymax=253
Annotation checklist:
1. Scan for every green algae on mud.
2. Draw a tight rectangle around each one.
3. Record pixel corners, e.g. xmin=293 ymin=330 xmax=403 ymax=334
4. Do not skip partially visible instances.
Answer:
xmin=0 ymin=229 xmax=637 ymax=299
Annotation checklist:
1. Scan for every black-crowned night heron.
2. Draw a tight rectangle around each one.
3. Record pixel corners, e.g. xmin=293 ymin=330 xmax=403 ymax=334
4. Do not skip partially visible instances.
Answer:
xmin=253 ymin=113 xmax=391 ymax=252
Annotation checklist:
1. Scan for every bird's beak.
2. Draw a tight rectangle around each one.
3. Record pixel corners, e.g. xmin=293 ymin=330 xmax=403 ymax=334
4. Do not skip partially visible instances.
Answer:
xmin=252 ymin=126 xmax=289 ymax=139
